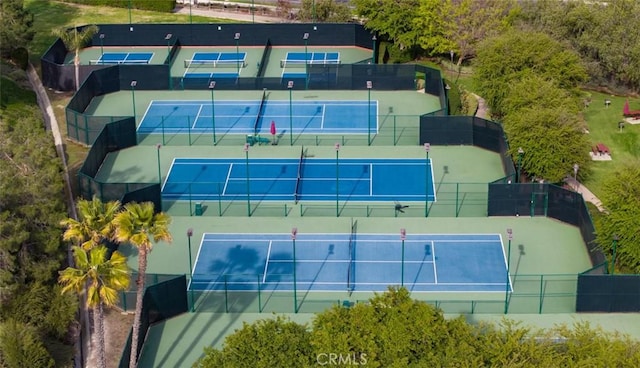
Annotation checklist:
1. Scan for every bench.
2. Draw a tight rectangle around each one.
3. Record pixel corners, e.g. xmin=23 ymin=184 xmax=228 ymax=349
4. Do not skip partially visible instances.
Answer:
xmin=596 ymin=143 xmax=610 ymax=155
xmin=246 ymin=134 xmax=271 ymax=146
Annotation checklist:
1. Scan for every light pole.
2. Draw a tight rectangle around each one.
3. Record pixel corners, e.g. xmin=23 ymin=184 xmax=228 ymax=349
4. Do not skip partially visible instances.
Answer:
xmin=312 ymin=0 xmax=316 ymax=23
xmin=611 ymin=234 xmax=619 ymax=274
xmin=187 ymin=228 xmax=194 ymax=312
xmin=450 ymin=50 xmax=454 ymax=70
xmin=367 ymin=81 xmax=372 ymax=146
xmin=99 ymin=33 xmax=104 ymax=56
xmin=573 ymin=163 xmax=579 ymax=188
xmin=288 ymin=81 xmax=294 ymax=145
xmin=128 ymin=0 xmax=132 ymax=25
xmin=130 ymin=80 xmax=137 ymax=121
xmin=504 ymin=228 xmax=513 ymax=314
xmin=234 ymin=33 xmax=241 ymax=77
xmin=400 ymin=228 xmax=406 ymax=286
xmin=209 ymin=81 xmax=217 ymax=144
xmin=371 ymin=35 xmax=377 ymax=64
xmin=291 ymin=227 xmax=298 ymax=313
xmin=517 ymin=147 xmax=524 ymax=183
xmin=303 ymin=33 xmax=309 ymax=89
xmin=244 ymin=143 xmax=251 ymax=217
xmin=424 ymin=143 xmax=431 ymax=217
xmin=335 ymin=143 xmax=340 ymax=217
xmin=165 ymin=33 xmax=172 ymax=57
xmin=156 ymin=144 xmax=162 ymax=184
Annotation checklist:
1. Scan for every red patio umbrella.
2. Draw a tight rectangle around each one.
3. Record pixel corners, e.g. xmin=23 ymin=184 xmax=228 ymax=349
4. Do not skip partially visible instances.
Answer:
xmin=624 ymin=100 xmax=630 ymax=115
xmin=270 ymin=120 xmax=276 ymax=136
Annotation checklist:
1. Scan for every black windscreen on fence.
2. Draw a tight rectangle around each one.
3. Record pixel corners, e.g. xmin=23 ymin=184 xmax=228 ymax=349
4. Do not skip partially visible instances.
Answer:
xmin=576 ymin=275 xmax=640 ymax=312
xmin=119 ymin=275 xmax=188 ymax=368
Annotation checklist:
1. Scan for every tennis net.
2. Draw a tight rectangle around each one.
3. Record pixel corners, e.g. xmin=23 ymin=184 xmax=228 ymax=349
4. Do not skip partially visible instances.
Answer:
xmin=253 ymin=90 xmax=267 ymax=135
xmin=347 ymin=219 xmax=358 ymax=294
xmin=294 ymin=147 xmax=305 ymax=204
xmin=184 ymin=59 xmax=247 ymax=68
xmin=89 ymin=59 xmax=150 ymax=65
xmin=280 ymin=60 xmax=341 ymax=68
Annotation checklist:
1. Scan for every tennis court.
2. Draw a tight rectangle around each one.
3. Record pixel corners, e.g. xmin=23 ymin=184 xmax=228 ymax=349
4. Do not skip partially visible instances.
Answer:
xmin=189 ymin=232 xmax=510 ymax=293
xmin=137 ymin=99 xmax=379 ymax=135
xmin=163 ymin=157 xmax=435 ymax=202
xmin=90 ymin=52 xmax=154 ymax=65
xmin=182 ymin=51 xmax=247 ymax=79
xmin=281 ymin=52 xmax=340 ymax=79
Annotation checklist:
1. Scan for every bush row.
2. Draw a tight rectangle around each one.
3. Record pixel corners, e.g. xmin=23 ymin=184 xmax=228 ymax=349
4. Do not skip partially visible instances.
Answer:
xmin=58 ymin=0 xmax=175 ymax=13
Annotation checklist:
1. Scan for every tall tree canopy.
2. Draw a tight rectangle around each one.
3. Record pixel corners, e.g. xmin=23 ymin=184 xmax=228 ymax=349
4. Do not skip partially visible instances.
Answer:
xmin=194 ymin=288 xmax=640 ymax=367
xmin=473 ymin=30 xmax=587 ymax=118
xmin=0 ymin=0 xmax=34 ymax=58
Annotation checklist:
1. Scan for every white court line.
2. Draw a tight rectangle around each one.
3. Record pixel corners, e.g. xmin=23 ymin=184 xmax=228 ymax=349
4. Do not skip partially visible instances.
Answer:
xmin=137 ymin=101 xmax=153 ymax=128
xmin=222 ymin=164 xmax=233 ymax=195
xmin=268 ymin=259 xmax=429 ymax=264
xmin=320 ymin=104 xmax=326 ymax=130
xmin=161 ymin=157 xmax=177 ymax=192
xmin=432 ymin=240 xmax=438 ymax=284
xmin=263 ymin=240 xmax=273 ymax=283
xmin=192 ymin=105 xmax=203 ymax=129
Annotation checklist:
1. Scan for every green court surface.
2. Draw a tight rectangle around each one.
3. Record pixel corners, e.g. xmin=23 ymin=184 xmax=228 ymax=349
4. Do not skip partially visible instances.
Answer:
xmin=81 ymin=89 xmax=441 ymax=147
xmin=74 ymin=46 xmax=168 ymax=65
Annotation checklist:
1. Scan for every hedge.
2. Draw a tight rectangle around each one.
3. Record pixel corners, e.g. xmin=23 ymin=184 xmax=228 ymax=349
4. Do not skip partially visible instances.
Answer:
xmin=58 ymin=0 xmax=175 ymax=13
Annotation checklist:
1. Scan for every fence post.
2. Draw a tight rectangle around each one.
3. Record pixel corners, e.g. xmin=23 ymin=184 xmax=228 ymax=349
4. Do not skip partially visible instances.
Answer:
xmin=161 ymin=116 xmax=166 ymax=145
xmin=393 ymin=116 xmax=396 ymax=146
xmin=455 ymin=183 xmax=460 ymax=217
xmin=284 ymin=203 xmax=288 ymax=217
xmin=84 ymin=114 xmax=90 ymax=144
xmin=224 ymin=275 xmax=229 ymax=313
xmin=187 ymin=116 xmax=192 ymax=146
xmin=538 ymin=275 xmax=544 ymax=314
xmin=257 ymin=274 xmax=262 ymax=313
xmin=217 ymin=182 xmax=222 ymax=216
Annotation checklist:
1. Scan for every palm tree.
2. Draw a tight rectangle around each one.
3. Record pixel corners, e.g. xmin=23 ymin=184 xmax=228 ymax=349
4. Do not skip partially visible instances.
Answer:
xmin=61 ymin=196 xmax=121 ymax=250
xmin=59 ymin=245 xmax=130 ymax=368
xmin=113 ymin=202 xmax=172 ymax=368
xmin=52 ymin=24 xmax=99 ymax=90
xmin=61 ymin=197 xmax=121 ymax=362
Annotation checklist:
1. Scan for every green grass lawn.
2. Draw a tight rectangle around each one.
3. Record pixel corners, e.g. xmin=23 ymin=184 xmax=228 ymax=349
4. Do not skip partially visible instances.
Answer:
xmin=581 ymin=92 xmax=640 ymax=197
xmin=25 ymin=0 xmax=231 ymax=62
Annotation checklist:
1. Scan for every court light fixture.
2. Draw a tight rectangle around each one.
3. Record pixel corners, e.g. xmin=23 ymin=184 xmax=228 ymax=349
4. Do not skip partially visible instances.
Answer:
xmin=165 ymin=33 xmax=172 ymax=40
xmin=209 ymin=81 xmax=217 ymax=144
xmin=288 ymin=81 xmax=294 ymax=145
xmin=234 ymin=32 xmax=241 ymax=40
xmin=99 ymin=33 xmax=105 ymax=55
xmin=303 ymin=33 xmax=309 ymax=40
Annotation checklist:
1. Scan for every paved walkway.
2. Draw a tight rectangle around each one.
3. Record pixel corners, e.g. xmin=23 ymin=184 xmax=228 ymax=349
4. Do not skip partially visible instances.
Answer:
xmin=174 ymin=3 xmax=286 ymax=23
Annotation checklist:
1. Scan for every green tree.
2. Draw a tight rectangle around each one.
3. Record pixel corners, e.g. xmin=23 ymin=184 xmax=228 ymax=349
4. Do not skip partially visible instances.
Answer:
xmin=0 ymin=0 xmax=34 ymax=58
xmin=445 ymin=0 xmax=517 ymax=66
xmin=353 ymin=0 xmax=422 ymax=53
xmin=193 ymin=316 xmax=313 ymax=368
xmin=504 ymin=106 xmax=590 ymax=182
xmin=59 ymin=246 xmax=130 ymax=368
xmin=0 ymin=319 xmax=54 ymax=368
xmin=595 ymin=163 xmax=640 ymax=273
xmin=113 ymin=202 xmax=172 ymax=368
xmin=52 ymin=24 xmax=99 ymax=90
xmin=297 ymin=0 xmax=351 ymax=22
xmin=473 ymin=30 xmax=587 ymax=118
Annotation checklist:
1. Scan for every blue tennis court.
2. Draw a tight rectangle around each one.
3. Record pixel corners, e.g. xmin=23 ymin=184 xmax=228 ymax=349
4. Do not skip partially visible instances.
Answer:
xmin=281 ymin=52 xmax=340 ymax=79
xmin=183 ymin=52 xmax=247 ymax=79
xmin=137 ymin=100 xmax=378 ymax=135
xmin=162 ymin=157 xmax=435 ymax=202
xmin=90 ymin=52 xmax=153 ymax=65
xmin=189 ymin=233 xmax=511 ymax=293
